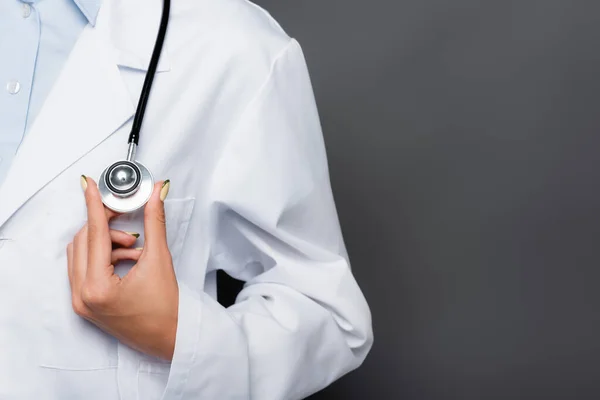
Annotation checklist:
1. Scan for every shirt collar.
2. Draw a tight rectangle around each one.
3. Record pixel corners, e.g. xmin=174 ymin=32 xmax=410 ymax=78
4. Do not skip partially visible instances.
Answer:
xmin=73 ymin=0 xmax=102 ymax=26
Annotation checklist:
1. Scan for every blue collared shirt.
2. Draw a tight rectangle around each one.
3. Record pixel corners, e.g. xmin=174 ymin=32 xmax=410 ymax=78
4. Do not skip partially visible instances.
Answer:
xmin=0 ymin=0 xmax=101 ymax=186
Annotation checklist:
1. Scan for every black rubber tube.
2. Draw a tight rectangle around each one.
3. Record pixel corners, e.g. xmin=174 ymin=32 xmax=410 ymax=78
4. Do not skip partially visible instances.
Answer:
xmin=127 ymin=0 xmax=171 ymax=145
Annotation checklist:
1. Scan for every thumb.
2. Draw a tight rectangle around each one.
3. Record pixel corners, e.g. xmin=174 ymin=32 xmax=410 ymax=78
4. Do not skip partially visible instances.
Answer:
xmin=143 ymin=180 xmax=170 ymax=250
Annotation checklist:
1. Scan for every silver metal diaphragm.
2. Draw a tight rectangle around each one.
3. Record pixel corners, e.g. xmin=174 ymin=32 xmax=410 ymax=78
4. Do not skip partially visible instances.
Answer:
xmin=99 ymin=160 xmax=154 ymax=213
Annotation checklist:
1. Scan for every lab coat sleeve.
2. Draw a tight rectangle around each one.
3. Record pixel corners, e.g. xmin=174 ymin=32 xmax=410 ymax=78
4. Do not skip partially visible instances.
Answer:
xmin=162 ymin=38 xmax=373 ymax=400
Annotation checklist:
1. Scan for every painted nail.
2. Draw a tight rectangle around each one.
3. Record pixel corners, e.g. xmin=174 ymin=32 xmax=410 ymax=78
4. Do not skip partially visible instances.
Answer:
xmin=80 ymin=175 xmax=88 ymax=192
xmin=126 ymin=232 xmax=140 ymax=238
xmin=160 ymin=179 xmax=170 ymax=202
xmin=135 ymin=247 xmax=144 ymax=251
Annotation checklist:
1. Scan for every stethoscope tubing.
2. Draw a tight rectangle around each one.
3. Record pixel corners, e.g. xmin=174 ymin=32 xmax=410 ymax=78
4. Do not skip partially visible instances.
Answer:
xmin=99 ymin=0 xmax=170 ymax=213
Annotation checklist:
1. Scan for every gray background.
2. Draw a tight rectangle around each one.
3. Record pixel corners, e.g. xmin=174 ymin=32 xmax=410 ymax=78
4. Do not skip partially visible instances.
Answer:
xmin=218 ymin=0 xmax=600 ymax=399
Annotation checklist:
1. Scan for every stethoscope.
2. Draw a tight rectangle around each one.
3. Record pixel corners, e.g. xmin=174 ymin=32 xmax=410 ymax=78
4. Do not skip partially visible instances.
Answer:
xmin=98 ymin=0 xmax=170 ymax=213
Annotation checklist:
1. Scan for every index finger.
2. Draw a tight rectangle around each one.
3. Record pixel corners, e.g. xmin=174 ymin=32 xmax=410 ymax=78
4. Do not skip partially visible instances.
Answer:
xmin=81 ymin=176 xmax=114 ymax=279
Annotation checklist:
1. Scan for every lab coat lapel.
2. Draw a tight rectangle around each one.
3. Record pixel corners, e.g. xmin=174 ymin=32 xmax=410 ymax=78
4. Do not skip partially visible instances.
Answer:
xmin=0 ymin=8 xmax=134 ymax=228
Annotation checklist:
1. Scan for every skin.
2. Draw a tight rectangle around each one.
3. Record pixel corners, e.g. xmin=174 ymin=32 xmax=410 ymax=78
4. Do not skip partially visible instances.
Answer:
xmin=67 ymin=177 xmax=178 ymax=361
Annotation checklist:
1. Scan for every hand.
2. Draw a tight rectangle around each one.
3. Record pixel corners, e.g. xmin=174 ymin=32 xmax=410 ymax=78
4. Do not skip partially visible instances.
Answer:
xmin=67 ymin=176 xmax=178 ymax=360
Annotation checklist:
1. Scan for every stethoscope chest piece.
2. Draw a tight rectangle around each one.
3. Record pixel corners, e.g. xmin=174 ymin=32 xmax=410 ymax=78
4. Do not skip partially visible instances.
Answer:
xmin=99 ymin=159 xmax=154 ymax=213
xmin=97 ymin=0 xmax=169 ymax=214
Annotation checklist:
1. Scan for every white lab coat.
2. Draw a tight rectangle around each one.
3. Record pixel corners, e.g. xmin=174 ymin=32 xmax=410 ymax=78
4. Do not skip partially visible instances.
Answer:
xmin=0 ymin=0 xmax=373 ymax=398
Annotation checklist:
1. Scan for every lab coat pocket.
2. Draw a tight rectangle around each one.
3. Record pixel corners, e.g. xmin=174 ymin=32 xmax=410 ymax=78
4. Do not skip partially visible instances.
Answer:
xmin=38 ymin=197 xmax=195 ymax=371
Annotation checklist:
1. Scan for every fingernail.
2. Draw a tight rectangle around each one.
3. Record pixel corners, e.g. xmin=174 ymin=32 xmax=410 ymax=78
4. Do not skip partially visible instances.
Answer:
xmin=160 ymin=179 xmax=170 ymax=202
xmin=126 ymin=232 xmax=140 ymax=238
xmin=135 ymin=247 xmax=144 ymax=251
xmin=80 ymin=175 xmax=88 ymax=192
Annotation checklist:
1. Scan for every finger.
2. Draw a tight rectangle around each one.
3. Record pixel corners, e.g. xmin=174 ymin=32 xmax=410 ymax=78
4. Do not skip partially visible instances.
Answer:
xmin=109 ymin=229 xmax=139 ymax=248
xmin=72 ymin=225 xmax=89 ymax=295
xmin=68 ymin=240 xmax=88 ymax=317
xmin=80 ymin=175 xmax=121 ymax=221
xmin=67 ymin=242 xmax=74 ymax=289
xmin=111 ymin=247 xmax=143 ymax=264
xmin=143 ymin=180 xmax=170 ymax=249
xmin=81 ymin=176 xmax=114 ymax=280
